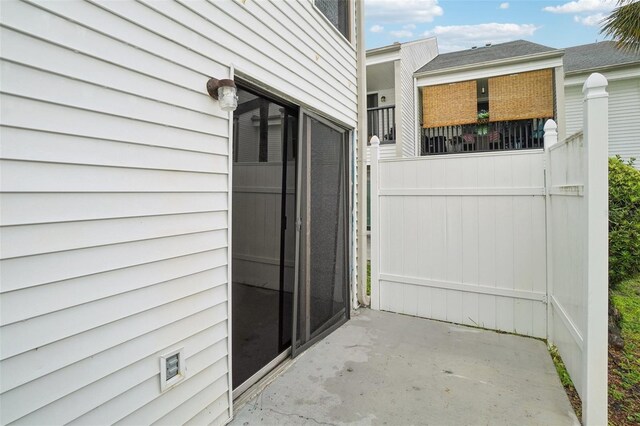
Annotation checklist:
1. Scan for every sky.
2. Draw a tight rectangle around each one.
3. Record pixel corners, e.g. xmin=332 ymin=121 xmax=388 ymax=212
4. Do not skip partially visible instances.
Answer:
xmin=364 ymin=0 xmax=618 ymax=52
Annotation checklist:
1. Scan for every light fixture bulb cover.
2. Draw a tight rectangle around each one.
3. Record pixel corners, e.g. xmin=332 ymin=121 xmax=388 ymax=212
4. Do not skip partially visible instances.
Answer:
xmin=206 ymin=77 xmax=238 ymax=112
xmin=218 ymin=86 xmax=238 ymax=112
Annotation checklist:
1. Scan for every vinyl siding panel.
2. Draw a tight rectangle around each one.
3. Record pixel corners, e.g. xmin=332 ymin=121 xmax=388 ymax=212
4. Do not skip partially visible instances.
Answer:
xmin=0 ymin=192 xmax=228 ymax=226
xmin=609 ymin=78 xmax=640 ymax=162
xmin=565 ymin=74 xmax=640 ymax=166
xmin=564 ymin=84 xmax=583 ymax=138
xmin=3 ymin=310 xmax=228 ymax=424
xmin=399 ymin=39 xmax=438 ymax=157
xmin=0 ymin=1 xmax=357 ymax=425
xmin=366 ymin=144 xmax=398 ymax=163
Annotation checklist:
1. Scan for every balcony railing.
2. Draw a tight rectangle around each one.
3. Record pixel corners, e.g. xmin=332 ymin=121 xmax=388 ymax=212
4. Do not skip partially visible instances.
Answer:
xmin=367 ymin=106 xmax=395 ymax=145
xmin=420 ymin=117 xmax=551 ymax=155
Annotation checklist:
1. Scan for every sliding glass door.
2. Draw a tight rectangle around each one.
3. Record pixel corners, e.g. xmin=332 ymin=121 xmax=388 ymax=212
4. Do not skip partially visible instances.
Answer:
xmin=293 ymin=112 xmax=350 ymax=355
xmin=232 ymin=88 xmax=296 ymax=393
xmin=231 ymin=90 xmax=349 ymax=395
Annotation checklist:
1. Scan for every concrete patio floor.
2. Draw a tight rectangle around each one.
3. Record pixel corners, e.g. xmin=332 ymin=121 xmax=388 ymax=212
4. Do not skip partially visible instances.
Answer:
xmin=232 ymin=309 xmax=580 ymax=425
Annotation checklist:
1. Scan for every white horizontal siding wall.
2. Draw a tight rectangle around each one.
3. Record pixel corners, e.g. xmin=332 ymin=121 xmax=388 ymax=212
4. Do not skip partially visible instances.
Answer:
xmin=366 ymin=143 xmax=397 ymax=163
xmin=0 ymin=0 xmax=357 ymax=424
xmin=399 ymin=39 xmax=438 ymax=157
xmin=371 ymin=150 xmax=547 ymax=338
xmin=565 ymin=73 xmax=640 ymax=166
xmin=565 ymin=85 xmax=583 ymax=137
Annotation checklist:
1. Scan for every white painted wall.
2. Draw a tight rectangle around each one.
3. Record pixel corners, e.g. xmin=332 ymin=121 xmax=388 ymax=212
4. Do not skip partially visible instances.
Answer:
xmin=368 ymin=88 xmax=395 ymax=105
xmin=565 ymin=70 xmax=640 ymax=166
xmin=0 ymin=0 xmax=357 ymax=424
xmin=370 ymin=150 xmax=547 ymax=338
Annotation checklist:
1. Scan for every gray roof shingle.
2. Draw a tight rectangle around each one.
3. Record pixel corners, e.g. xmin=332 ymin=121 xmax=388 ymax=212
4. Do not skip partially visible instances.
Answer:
xmin=416 ymin=40 xmax=560 ymax=74
xmin=563 ymin=41 xmax=640 ymax=73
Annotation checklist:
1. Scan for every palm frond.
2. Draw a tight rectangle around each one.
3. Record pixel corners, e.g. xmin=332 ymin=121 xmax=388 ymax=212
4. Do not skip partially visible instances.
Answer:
xmin=601 ymin=0 xmax=640 ymax=53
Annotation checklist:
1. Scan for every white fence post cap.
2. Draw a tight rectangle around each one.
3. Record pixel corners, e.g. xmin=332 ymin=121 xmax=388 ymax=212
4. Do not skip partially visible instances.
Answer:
xmin=583 ymin=73 xmax=608 ymax=97
xmin=544 ymin=119 xmax=558 ymax=133
xmin=370 ymin=135 xmax=380 ymax=146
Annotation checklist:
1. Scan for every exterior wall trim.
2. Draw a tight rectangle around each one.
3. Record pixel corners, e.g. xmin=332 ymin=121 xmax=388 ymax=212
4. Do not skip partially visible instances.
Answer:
xmin=565 ymin=64 xmax=640 ymax=85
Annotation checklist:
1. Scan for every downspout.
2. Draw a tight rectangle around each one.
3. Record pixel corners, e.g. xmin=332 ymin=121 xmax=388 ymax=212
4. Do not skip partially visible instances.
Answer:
xmin=356 ymin=0 xmax=370 ymax=307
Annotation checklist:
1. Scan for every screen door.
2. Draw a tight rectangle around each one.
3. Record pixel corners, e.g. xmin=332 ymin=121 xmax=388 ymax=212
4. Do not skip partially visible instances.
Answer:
xmin=292 ymin=112 xmax=349 ymax=356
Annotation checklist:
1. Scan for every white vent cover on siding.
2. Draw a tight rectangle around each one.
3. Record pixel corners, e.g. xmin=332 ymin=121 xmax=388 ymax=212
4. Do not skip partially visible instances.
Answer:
xmin=159 ymin=348 xmax=185 ymax=392
xmin=166 ymin=354 xmax=179 ymax=380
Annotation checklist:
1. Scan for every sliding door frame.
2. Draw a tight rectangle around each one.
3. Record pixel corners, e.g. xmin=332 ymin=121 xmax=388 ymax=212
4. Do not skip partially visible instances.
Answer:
xmin=231 ymin=81 xmax=298 ymax=397
xmin=292 ymin=109 xmax=351 ymax=358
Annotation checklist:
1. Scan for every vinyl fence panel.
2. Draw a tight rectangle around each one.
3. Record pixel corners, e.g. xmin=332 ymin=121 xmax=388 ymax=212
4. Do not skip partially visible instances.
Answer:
xmin=546 ymin=73 xmax=608 ymax=425
xmin=371 ymin=73 xmax=609 ymax=424
xmin=371 ymin=147 xmax=547 ymax=338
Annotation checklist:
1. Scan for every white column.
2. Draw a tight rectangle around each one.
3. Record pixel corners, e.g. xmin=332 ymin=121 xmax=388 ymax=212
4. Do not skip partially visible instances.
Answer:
xmin=543 ymin=119 xmax=558 ymax=344
xmin=370 ymin=136 xmax=381 ymax=310
xmin=355 ymin=0 xmax=370 ymax=308
xmin=581 ymin=73 xmax=608 ymax=426
xmin=394 ymin=60 xmax=403 ymax=158
xmin=554 ymin=66 xmax=566 ymax=141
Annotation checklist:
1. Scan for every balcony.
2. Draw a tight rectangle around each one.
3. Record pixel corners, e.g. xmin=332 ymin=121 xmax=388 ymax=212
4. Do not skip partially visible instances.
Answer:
xmin=367 ymin=105 xmax=396 ymax=145
xmin=420 ymin=117 xmax=550 ymax=155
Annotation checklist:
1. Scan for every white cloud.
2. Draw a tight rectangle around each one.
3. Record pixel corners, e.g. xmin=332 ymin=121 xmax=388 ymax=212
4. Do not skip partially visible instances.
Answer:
xmin=365 ymin=0 xmax=443 ymax=24
xmin=543 ymin=0 xmax=615 ymax=14
xmin=370 ymin=24 xmax=385 ymax=33
xmin=404 ymin=24 xmax=417 ymax=30
xmin=389 ymin=30 xmax=414 ymax=38
xmin=499 ymin=2 xmax=510 ymax=9
xmin=574 ymin=12 xmax=606 ymax=25
xmin=423 ymin=23 xmax=540 ymax=52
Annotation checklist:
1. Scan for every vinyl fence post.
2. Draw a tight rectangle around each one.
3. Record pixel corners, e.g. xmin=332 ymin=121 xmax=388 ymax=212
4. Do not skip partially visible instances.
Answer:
xmin=370 ymin=136 xmax=381 ymax=310
xmin=581 ymin=73 xmax=608 ymax=426
xmin=543 ymin=119 xmax=558 ymax=345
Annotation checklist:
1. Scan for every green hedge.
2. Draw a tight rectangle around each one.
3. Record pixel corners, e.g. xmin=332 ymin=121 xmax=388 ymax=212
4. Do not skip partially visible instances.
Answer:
xmin=609 ymin=156 xmax=640 ymax=288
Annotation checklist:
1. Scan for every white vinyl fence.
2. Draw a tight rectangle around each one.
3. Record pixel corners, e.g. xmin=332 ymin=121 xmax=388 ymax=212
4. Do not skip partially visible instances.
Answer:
xmin=370 ymin=150 xmax=547 ymax=337
xmin=545 ymin=74 xmax=608 ymax=425
xmin=370 ymin=73 xmax=608 ymax=424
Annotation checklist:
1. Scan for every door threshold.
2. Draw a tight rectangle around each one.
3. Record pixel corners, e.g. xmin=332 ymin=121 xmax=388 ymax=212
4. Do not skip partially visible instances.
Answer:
xmin=233 ymin=348 xmax=292 ymax=410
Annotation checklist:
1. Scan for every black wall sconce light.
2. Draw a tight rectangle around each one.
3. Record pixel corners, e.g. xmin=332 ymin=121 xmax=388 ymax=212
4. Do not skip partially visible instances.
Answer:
xmin=206 ymin=77 xmax=238 ymax=112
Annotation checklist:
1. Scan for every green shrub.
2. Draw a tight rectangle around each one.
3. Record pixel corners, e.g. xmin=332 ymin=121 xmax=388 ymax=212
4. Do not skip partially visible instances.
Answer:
xmin=609 ymin=156 xmax=640 ymax=288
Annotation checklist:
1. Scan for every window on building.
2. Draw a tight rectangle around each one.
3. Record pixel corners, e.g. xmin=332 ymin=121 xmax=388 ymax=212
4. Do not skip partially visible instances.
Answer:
xmin=314 ymin=0 xmax=350 ymax=40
